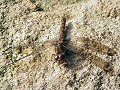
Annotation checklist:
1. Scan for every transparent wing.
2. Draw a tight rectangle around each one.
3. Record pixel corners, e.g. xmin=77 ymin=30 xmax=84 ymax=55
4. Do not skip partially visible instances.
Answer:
xmin=68 ymin=37 xmax=116 ymax=56
xmin=89 ymin=53 xmax=114 ymax=74
xmin=13 ymin=40 xmax=54 ymax=50
xmin=1 ymin=40 xmax=55 ymax=66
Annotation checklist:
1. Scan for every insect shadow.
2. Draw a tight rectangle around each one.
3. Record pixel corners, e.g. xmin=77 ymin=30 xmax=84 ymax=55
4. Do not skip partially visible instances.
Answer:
xmin=62 ymin=22 xmax=78 ymax=68
xmin=63 ymin=23 xmax=116 ymax=75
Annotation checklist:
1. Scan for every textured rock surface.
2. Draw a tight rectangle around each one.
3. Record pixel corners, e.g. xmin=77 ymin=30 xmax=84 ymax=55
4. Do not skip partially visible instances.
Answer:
xmin=0 ymin=0 xmax=120 ymax=90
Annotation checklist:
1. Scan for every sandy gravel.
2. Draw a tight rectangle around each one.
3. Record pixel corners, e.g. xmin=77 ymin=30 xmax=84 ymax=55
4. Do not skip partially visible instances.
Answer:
xmin=0 ymin=0 xmax=120 ymax=90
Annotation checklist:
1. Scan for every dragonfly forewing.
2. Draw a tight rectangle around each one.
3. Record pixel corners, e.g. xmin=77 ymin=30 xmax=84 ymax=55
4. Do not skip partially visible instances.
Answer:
xmin=1 ymin=40 xmax=56 ymax=66
xmin=70 ymin=37 xmax=116 ymax=56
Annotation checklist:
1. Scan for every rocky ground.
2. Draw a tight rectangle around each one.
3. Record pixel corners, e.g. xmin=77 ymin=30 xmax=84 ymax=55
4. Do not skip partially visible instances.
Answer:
xmin=0 ymin=0 xmax=120 ymax=90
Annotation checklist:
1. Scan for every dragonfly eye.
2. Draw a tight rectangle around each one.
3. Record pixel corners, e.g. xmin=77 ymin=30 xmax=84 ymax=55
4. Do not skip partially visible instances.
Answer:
xmin=55 ymin=55 xmax=58 ymax=60
xmin=54 ymin=53 xmax=65 ymax=62
xmin=59 ymin=53 xmax=65 ymax=60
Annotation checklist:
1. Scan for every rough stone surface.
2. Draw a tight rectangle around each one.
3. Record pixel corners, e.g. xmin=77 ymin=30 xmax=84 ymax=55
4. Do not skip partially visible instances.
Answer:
xmin=0 ymin=0 xmax=120 ymax=90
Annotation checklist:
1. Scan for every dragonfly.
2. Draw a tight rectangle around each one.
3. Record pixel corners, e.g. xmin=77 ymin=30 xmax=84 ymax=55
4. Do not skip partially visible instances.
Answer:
xmin=0 ymin=15 xmax=116 ymax=76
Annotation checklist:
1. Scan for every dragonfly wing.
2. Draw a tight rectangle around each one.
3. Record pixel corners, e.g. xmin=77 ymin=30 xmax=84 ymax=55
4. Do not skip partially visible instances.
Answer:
xmin=70 ymin=37 xmax=116 ymax=56
xmin=1 ymin=40 xmax=54 ymax=66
